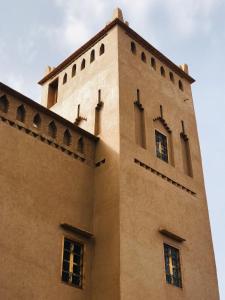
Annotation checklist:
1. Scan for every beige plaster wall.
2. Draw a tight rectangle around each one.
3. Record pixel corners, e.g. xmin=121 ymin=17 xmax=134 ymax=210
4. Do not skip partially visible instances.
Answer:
xmin=41 ymin=26 xmax=121 ymax=300
xmin=118 ymin=26 xmax=219 ymax=300
xmin=0 ymin=122 xmax=94 ymax=300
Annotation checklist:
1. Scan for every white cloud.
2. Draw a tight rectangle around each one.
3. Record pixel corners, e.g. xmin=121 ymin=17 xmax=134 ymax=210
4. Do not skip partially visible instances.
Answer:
xmin=5 ymin=74 xmax=25 ymax=94
xmin=164 ymin=0 xmax=222 ymax=36
xmin=51 ymin=0 xmax=110 ymax=51
xmin=49 ymin=0 xmax=222 ymax=55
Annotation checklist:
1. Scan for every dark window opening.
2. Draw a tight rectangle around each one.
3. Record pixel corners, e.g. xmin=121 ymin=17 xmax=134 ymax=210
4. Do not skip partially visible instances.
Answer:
xmin=81 ymin=59 xmax=86 ymax=70
xmin=155 ymin=130 xmax=168 ymax=163
xmin=47 ymin=78 xmax=58 ymax=108
xmin=0 ymin=95 xmax=9 ymax=113
xmin=63 ymin=129 xmax=72 ymax=146
xmin=90 ymin=49 xmax=95 ymax=63
xmin=33 ymin=113 xmax=41 ymax=128
xmin=72 ymin=64 xmax=76 ymax=77
xmin=179 ymin=80 xmax=184 ymax=91
xmin=62 ymin=238 xmax=83 ymax=289
xmin=160 ymin=66 xmax=165 ymax=77
xmin=63 ymin=73 xmax=67 ymax=84
xmin=77 ymin=137 xmax=84 ymax=154
xmin=141 ymin=52 xmax=146 ymax=63
xmin=16 ymin=105 xmax=26 ymax=123
xmin=131 ymin=41 xmax=136 ymax=54
xmin=48 ymin=121 xmax=57 ymax=138
xmin=151 ymin=57 xmax=156 ymax=70
xmin=164 ymin=244 xmax=182 ymax=288
xmin=169 ymin=72 xmax=174 ymax=83
xmin=99 ymin=44 xmax=105 ymax=56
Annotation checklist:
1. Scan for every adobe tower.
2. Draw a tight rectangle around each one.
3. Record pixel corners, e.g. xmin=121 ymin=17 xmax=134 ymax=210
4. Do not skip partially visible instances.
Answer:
xmin=0 ymin=8 xmax=219 ymax=300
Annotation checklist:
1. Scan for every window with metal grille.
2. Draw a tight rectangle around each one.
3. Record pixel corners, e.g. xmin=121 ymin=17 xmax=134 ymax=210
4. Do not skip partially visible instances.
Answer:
xmin=164 ymin=244 xmax=182 ymax=288
xmin=62 ymin=238 xmax=83 ymax=288
xmin=155 ymin=130 xmax=168 ymax=162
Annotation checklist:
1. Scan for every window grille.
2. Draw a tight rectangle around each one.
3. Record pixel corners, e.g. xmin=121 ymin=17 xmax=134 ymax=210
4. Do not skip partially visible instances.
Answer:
xmin=155 ymin=130 xmax=168 ymax=162
xmin=164 ymin=244 xmax=182 ymax=288
xmin=62 ymin=238 xmax=84 ymax=288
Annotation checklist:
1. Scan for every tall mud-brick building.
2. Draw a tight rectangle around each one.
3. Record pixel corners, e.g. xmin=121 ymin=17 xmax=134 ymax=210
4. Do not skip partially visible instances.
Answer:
xmin=0 ymin=8 xmax=219 ymax=300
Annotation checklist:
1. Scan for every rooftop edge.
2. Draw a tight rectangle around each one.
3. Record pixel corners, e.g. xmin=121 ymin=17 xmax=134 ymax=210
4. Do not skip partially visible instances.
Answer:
xmin=38 ymin=18 xmax=195 ymax=85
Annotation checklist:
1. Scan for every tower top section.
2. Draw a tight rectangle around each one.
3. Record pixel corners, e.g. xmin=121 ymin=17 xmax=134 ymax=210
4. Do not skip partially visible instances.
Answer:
xmin=38 ymin=10 xmax=195 ymax=85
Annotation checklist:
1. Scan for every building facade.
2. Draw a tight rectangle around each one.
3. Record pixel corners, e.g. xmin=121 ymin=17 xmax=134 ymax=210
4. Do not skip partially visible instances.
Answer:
xmin=0 ymin=8 xmax=219 ymax=300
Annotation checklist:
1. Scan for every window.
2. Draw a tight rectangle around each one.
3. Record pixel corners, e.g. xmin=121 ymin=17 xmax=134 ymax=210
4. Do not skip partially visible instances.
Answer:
xmin=62 ymin=238 xmax=83 ymax=288
xmin=164 ymin=244 xmax=182 ymax=288
xmin=72 ymin=64 xmax=76 ymax=77
xmin=48 ymin=121 xmax=57 ymax=138
xmin=160 ymin=66 xmax=165 ymax=77
xmin=179 ymin=80 xmax=183 ymax=91
xmin=33 ymin=113 xmax=41 ymax=128
xmin=131 ymin=41 xmax=136 ymax=54
xmin=63 ymin=73 xmax=67 ymax=84
xmin=169 ymin=72 xmax=174 ymax=83
xmin=47 ymin=78 xmax=58 ymax=108
xmin=81 ymin=59 xmax=86 ymax=70
xmin=151 ymin=57 xmax=156 ymax=70
xmin=99 ymin=44 xmax=105 ymax=56
xmin=63 ymin=129 xmax=72 ymax=146
xmin=90 ymin=49 xmax=95 ymax=63
xmin=77 ymin=137 xmax=84 ymax=154
xmin=141 ymin=52 xmax=146 ymax=63
xmin=0 ymin=95 xmax=9 ymax=113
xmin=16 ymin=105 xmax=26 ymax=122
xmin=155 ymin=130 xmax=168 ymax=162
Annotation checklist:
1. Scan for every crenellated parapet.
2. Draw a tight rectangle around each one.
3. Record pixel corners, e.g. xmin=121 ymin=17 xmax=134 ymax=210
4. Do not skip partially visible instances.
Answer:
xmin=0 ymin=82 xmax=98 ymax=167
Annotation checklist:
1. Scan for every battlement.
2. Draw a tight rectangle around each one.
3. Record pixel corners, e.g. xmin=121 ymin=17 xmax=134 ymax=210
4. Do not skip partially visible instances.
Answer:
xmin=0 ymin=82 xmax=98 ymax=167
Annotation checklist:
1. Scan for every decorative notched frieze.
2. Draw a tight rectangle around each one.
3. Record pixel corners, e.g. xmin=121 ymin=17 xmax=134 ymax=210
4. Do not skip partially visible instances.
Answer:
xmin=180 ymin=120 xmax=189 ymax=141
xmin=75 ymin=104 xmax=87 ymax=126
xmin=153 ymin=105 xmax=172 ymax=133
xmin=95 ymin=158 xmax=106 ymax=167
xmin=134 ymin=158 xmax=196 ymax=196
xmin=0 ymin=83 xmax=98 ymax=167
xmin=134 ymin=89 xmax=144 ymax=111
xmin=0 ymin=115 xmax=88 ymax=163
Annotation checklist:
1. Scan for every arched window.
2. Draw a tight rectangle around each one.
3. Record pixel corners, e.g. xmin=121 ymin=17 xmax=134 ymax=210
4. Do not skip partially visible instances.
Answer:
xmin=63 ymin=73 xmax=67 ymax=84
xmin=16 ymin=105 xmax=26 ymax=122
xmin=48 ymin=121 xmax=57 ymax=138
xmin=141 ymin=52 xmax=146 ymax=63
xmin=0 ymin=95 xmax=9 ymax=113
xmin=72 ymin=64 xmax=76 ymax=77
xmin=81 ymin=59 xmax=86 ymax=70
xmin=99 ymin=44 xmax=105 ymax=56
xmin=63 ymin=129 xmax=72 ymax=146
xmin=33 ymin=113 xmax=41 ymax=128
xmin=77 ymin=137 xmax=84 ymax=154
xmin=131 ymin=41 xmax=136 ymax=54
xmin=90 ymin=49 xmax=95 ymax=63
xmin=151 ymin=57 xmax=156 ymax=70
xmin=160 ymin=66 xmax=165 ymax=77
xmin=179 ymin=80 xmax=184 ymax=91
xmin=169 ymin=72 xmax=174 ymax=83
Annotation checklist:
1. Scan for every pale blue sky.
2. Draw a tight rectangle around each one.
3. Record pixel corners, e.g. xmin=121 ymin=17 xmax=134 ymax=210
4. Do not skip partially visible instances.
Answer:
xmin=0 ymin=0 xmax=224 ymax=297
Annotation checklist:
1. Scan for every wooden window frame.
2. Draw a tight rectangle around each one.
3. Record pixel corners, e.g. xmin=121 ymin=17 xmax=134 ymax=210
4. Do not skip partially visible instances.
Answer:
xmin=155 ymin=130 xmax=169 ymax=163
xmin=61 ymin=237 xmax=84 ymax=289
xmin=163 ymin=243 xmax=182 ymax=288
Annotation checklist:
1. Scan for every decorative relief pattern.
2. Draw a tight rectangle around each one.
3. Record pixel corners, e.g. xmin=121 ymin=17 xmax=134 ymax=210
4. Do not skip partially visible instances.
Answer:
xmin=134 ymin=158 xmax=196 ymax=196
xmin=0 ymin=114 xmax=87 ymax=163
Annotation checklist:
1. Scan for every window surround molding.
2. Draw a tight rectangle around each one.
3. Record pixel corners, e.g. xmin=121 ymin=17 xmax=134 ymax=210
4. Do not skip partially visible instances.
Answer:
xmin=60 ymin=223 xmax=94 ymax=240
xmin=159 ymin=228 xmax=186 ymax=243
